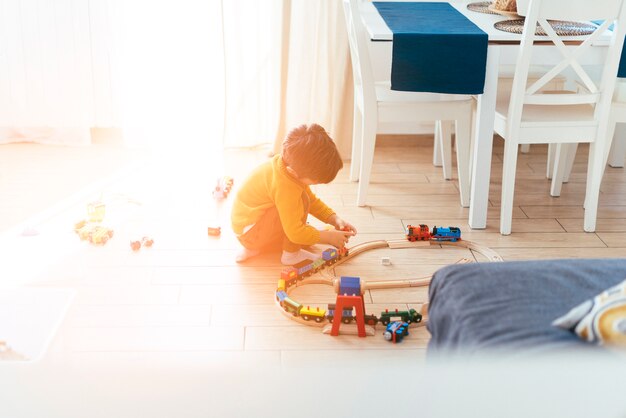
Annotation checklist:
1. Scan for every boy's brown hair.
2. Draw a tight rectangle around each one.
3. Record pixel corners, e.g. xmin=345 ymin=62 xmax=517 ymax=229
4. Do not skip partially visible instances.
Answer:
xmin=281 ymin=124 xmax=343 ymax=184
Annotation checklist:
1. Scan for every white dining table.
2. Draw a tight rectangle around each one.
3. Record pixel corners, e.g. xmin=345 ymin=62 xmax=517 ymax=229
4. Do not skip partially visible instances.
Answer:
xmin=361 ymin=0 xmax=610 ymax=229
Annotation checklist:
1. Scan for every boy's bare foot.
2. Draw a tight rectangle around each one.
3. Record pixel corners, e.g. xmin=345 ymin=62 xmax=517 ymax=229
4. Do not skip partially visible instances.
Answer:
xmin=235 ymin=248 xmax=261 ymax=263
xmin=281 ymin=249 xmax=318 ymax=266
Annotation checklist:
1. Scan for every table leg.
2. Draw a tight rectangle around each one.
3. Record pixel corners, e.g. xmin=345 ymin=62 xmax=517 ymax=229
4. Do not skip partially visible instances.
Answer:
xmin=469 ymin=46 xmax=500 ymax=229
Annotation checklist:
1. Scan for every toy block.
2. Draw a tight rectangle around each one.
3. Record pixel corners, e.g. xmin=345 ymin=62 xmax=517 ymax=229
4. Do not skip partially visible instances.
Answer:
xmin=339 ymin=276 xmax=362 ymax=296
xmin=207 ymin=226 xmax=221 ymax=236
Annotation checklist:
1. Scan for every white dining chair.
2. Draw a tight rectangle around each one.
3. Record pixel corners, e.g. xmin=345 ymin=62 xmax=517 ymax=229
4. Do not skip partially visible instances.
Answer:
xmin=343 ymin=0 xmax=475 ymax=207
xmin=495 ymin=0 xmax=626 ymax=235
xmin=608 ymin=124 xmax=626 ymax=167
xmin=549 ymin=79 xmax=626 ymax=196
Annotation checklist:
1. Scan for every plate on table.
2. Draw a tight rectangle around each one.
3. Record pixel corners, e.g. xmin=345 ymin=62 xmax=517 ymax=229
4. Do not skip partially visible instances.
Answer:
xmin=466 ymin=1 xmax=500 ymax=15
xmin=494 ymin=19 xmax=598 ymax=36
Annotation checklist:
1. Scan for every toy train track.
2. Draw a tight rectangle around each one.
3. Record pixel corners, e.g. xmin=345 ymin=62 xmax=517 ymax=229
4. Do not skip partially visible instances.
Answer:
xmin=274 ymin=228 xmax=503 ymax=331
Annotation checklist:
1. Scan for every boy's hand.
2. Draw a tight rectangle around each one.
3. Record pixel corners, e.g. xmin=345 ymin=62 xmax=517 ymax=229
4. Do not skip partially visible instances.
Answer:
xmin=327 ymin=214 xmax=358 ymax=234
xmin=318 ymin=229 xmax=355 ymax=249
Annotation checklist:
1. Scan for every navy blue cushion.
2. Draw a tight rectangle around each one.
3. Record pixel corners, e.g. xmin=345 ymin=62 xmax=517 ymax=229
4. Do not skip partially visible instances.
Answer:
xmin=427 ymin=258 xmax=626 ymax=356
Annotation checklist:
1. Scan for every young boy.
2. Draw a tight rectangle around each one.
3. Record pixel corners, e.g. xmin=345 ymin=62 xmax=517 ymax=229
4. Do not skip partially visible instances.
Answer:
xmin=231 ymin=123 xmax=357 ymax=265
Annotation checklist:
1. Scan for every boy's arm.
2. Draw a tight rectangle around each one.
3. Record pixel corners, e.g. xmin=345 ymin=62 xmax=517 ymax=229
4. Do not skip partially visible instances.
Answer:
xmin=306 ymin=188 xmax=335 ymax=223
xmin=307 ymin=188 xmax=358 ymax=234
xmin=275 ymin=188 xmax=322 ymax=246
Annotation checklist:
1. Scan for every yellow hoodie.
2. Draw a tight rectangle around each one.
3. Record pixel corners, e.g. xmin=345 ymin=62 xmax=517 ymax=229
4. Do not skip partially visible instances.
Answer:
xmin=231 ymin=155 xmax=336 ymax=245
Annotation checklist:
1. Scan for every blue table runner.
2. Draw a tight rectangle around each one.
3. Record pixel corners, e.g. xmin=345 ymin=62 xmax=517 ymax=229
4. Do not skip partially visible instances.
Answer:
xmin=373 ymin=2 xmax=488 ymax=94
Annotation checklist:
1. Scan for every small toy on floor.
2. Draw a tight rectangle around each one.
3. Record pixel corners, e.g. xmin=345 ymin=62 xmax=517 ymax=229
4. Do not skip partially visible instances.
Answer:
xmin=406 ymin=224 xmax=461 ymax=242
xmin=86 ymin=200 xmax=106 ymax=222
xmin=130 ymin=236 xmax=154 ymax=251
xmin=381 ymin=256 xmax=391 ymax=266
xmin=74 ymin=220 xmax=114 ymax=245
xmin=212 ymin=176 xmax=234 ymax=200
xmin=207 ymin=226 xmax=222 ymax=236
xmin=20 ymin=226 xmax=39 ymax=237
xmin=384 ymin=321 xmax=409 ymax=343
xmin=0 ymin=340 xmax=28 ymax=361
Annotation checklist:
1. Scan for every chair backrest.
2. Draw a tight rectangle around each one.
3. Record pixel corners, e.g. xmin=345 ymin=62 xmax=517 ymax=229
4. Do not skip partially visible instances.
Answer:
xmin=517 ymin=0 xmax=623 ymax=19
xmin=342 ymin=0 xmax=376 ymax=110
xmin=507 ymin=0 xmax=626 ymax=139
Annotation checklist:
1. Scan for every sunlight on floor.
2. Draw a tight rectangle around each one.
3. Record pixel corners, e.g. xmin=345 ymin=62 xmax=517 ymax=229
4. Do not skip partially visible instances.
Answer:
xmin=0 ymin=144 xmax=270 ymax=287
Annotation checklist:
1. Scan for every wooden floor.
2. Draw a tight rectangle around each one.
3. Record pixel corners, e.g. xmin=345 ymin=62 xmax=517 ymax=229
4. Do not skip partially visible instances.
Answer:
xmin=2 ymin=134 xmax=626 ymax=370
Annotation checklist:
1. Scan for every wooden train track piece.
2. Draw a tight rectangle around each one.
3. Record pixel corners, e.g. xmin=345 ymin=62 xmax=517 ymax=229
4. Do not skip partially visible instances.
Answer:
xmin=275 ymin=237 xmax=502 ymax=333
xmin=321 ymin=323 xmax=376 ymax=336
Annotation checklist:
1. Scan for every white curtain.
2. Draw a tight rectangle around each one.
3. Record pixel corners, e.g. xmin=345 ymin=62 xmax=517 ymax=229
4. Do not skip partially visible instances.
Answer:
xmin=0 ymin=0 xmax=353 ymax=153
xmin=222 ymin=0 xmax=353 ymax=157
xmin=115 ymin=0 xmax=224 ymax=149
xmin=0 ymin=0 xmax=119 ymax=145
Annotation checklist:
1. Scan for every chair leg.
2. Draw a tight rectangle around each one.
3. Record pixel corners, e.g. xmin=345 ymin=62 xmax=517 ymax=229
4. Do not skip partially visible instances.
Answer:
xmin=584 ymin=141 xmax=606 ymax=232
xmin=607 ymin=122 xmax=624 ymax=168
xmin=550 ymin=143 xmax=577 ymax=197
xmin=586 ymin=119 xmax=618 ymax=211
xmin=468 ymin=100 xmax=477 ymax=177
xmin=433 ymin=121 xmax=442 ymax=167
xmin=500 ymin=139 xmax=519 ymax=235
xmin=356 ymin=115 xmax=377 ymax=207
xmin=562 ymin=143 xmax=578 ymax=183
xmin=440 ymin=121 xmax=453 ymax=180
xmin=455 ymin=115 xmax=471 ymax=208
xmin=546 ymin=143 xmax=554 ymax=179
xmin=350 ymin=106 xmax=363 ymax=182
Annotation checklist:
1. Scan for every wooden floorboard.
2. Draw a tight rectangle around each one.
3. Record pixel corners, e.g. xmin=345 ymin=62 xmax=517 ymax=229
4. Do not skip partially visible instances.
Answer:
xmin=2 ymin=135 xmax=625 ymax=367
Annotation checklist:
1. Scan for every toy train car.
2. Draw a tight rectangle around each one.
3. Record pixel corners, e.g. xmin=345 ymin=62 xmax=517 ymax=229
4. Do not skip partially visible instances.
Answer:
xmin=406 ymin=224 xmax=430 ymax=241
xmin=384 ymin=321 xmax=409 ymax=343
xmin=276 ymin=290 xmax=288 ymax=303
xmin=379 ymin=308 xmax=422 ymax=326
xmin=311 ymin=258 xmax=326 ymax=272
xmin=327 ymin=304 xmax=354 ymax=324
xmin=322 ymin=248 xmax=338 ymax=264
xmin=431 ymin=226 xmax=461 ymax=242
xmin=280 ymin=268 xmax=298 ymax=288
xmin=278 ymin=294 xmax=326 ymax=322
xmin=300 ymin=305 xmax=326 ymax=322
xmin=364 ymin=314 xmax=379 ymax=326
xmin=280 ymin=247 xmax=351 ymax=286
xmin=282 ymin=297 xmax=301 ymax=316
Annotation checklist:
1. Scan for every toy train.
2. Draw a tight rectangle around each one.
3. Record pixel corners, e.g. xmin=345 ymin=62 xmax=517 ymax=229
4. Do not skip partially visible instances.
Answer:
xmin=406 ymin=224 xmax=461 ymax=242
xmin=274 ymin=230 xmax=430 ymax=332
xmin=280 ymin=246 xmax=349 ymax=286
xmin=277 ymin=281 xmax=423 ymax=327
xmin=384 ymin=321 xmax=409 ymax=343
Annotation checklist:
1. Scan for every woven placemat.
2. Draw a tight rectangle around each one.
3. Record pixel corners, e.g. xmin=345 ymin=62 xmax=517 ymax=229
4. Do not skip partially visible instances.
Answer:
xmin=494 ymin=19 xmax=597 ymax=36
xmin=467 ymin=1 xmax=499 ymax=15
